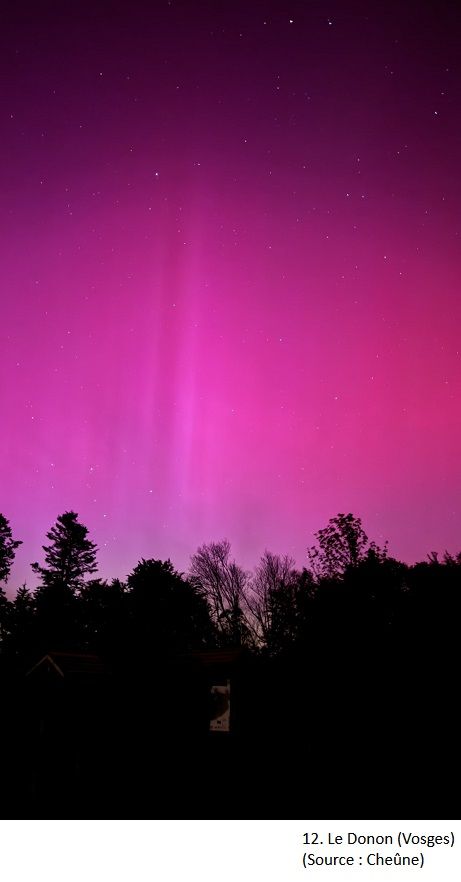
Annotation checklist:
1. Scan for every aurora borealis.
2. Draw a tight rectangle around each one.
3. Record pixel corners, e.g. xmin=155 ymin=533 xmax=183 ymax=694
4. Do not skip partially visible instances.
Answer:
xmin=1 ymin=0 xmax=460 ymax=590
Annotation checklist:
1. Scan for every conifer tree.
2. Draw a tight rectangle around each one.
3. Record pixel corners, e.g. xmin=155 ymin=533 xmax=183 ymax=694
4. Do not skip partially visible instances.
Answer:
xmin=32 ymin=511 xmax=98 ymax=593
xmin=0 ymin=513 xmax=22 ymax=586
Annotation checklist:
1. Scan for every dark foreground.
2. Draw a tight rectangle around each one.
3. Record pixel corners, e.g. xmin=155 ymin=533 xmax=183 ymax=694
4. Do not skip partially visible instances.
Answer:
xmin=2 ymin=636 xmax=457 ymax=819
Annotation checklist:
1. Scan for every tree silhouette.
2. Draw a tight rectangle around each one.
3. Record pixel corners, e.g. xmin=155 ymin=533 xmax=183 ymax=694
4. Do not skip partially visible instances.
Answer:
xmin=190 ymin=540 xmax=249 ymax=646
xmin=6 ymin=584 xmax=36 ymax=658
xmin=0 ymin=514 xmax=22 ymax=585
xmin=307 ymin=512 xmax=386 ymax=580
xmin=31 ymin=511 xmax=98 ymax=592
xmin=246 ymin=551 xmax=299 ymax=651
xmin=0 ymin=504 xmax=459 ymax=820
xmin=31 ymin=511 xmax=98 ymax=649
xmin=78 ymin=577 xmax=127 ymax=656
xmin=126 ymin=558 xmax=213 ymax=653
xmin=0 ymin=514 xmax=22 ymax=646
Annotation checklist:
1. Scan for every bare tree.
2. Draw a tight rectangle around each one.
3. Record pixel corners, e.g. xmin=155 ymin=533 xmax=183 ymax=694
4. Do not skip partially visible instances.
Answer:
xmin=246 ymin=550 xmax=298 ymax=649
xmin=189 ymin=540 xmax=249 ymax=645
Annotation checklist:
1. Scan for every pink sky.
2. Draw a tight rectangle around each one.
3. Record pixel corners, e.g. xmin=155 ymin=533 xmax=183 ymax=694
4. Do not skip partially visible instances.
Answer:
xmin=1 ymin=1 xmax=460 ymax=592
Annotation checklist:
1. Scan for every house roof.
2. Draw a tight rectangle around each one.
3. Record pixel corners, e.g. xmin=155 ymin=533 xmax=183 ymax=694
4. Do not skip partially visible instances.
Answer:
xmin=26 ymin=651 xmax=108 ymax=679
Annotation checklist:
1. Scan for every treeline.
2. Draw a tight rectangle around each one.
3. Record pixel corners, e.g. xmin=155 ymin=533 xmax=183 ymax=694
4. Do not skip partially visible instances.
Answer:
xmin=0 ymin=510 xmax=460 ymax=667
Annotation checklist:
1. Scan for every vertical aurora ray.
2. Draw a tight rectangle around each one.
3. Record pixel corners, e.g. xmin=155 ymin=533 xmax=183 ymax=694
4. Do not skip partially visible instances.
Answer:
xmin=1 ymin=1 xmax=460 ymax=589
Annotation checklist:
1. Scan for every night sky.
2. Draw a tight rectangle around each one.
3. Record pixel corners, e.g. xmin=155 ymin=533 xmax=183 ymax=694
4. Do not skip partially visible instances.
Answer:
xmin=2 ymin=0 xmax=460 ymax=591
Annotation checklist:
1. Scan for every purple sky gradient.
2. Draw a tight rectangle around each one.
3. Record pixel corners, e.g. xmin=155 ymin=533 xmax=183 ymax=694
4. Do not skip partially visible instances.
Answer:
xmin=1 ymin=1 xmax=461 ymax=593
